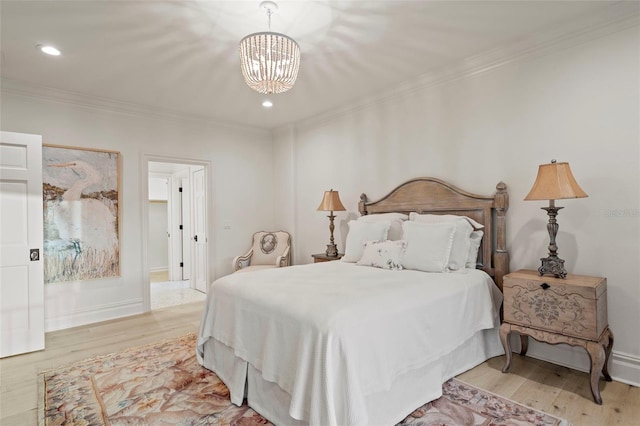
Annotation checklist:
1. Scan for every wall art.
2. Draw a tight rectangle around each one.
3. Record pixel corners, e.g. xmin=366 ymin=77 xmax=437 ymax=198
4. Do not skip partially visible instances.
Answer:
xmin=42 ymin=145 xmax=120 ymax=283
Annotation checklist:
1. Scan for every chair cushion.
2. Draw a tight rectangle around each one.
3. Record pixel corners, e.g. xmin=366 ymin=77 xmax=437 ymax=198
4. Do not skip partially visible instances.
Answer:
xmin=249 ymin=231 xmax=290 ymax=266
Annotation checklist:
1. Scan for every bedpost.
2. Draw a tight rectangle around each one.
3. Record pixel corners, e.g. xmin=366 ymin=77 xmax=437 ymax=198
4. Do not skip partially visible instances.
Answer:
xmin=358 ymin=193 xmax=368 ymax=216
xmin=493 ymin=181 xmax=509 ymax=292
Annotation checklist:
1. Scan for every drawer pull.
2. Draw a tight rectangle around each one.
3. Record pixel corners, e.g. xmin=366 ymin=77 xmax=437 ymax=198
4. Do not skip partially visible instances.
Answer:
xmin=540 ymin=283 xmax=550 ymax=290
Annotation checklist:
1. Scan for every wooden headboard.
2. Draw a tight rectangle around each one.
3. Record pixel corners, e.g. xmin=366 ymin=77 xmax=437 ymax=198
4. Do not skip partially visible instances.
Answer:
xmin=358 ymin=177 xmax=509 ymax=291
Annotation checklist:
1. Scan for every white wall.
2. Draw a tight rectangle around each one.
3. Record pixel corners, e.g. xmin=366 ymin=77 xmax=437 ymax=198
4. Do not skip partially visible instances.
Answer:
xmin=148 ymin=175 xmax=169 ymax=201
xmin=148 ymin=176 xmax=169 ymax=271
xmin=148 ymin=201 xmax=168 ymax=271
xmin=273 ymin=25 xmax=640 ymax=384
xmin=1 ymin=90 xmax=274 ymax=331
xmin=273 ymin=125 xmax=297 ymax=263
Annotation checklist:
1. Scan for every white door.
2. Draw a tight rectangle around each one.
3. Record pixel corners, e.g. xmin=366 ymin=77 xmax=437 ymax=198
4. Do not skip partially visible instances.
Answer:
xmin=192 ymin=167 xmax=207 ymax=293
xmin=168 ymin=176 xmax=183 ymax=281
xmin=180 ymin=176 xmax=191 ymax=281
xmin=167 ymin=172 xmax=192 ymax=282
xmin=0 ymin=131 xmax=45 ymax=358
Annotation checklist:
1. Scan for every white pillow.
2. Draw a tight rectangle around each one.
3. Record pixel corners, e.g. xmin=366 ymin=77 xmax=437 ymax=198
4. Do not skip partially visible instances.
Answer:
xmin=466 ymin=230 xmax=484 ymax=268
xmin=401 ymin=221 xmax=456 ymax=272
xmin=357 ymin=240 xmax=406 ymax=270
xmin=342 ymin=220 xmax=390 ymax=262
xmin=358 ymin=213 xmax=408 ymax=241
xmin=408 ymin=213 xmax=473 ymax=271
xmin=409 ymin=212 xmax=484 ymax=230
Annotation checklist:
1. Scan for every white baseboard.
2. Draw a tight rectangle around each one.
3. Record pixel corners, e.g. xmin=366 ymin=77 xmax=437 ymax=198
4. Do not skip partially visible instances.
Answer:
xmin=610 ymin=351 xmax=640 ymax=387
xmin=45 ymin=299 xmax=144 ymax=332
xmin=510 ymin=335 xmax=640 ymax=387
xmin=149 ymin=267 xmax=168 ymax=273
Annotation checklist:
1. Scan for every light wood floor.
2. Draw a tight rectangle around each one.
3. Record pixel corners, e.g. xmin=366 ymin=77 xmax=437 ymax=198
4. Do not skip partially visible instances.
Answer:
xmin=1 ymin=301 xmax=638 ymax=425
xmin=150 ymin=269 xmax=169 ymax=282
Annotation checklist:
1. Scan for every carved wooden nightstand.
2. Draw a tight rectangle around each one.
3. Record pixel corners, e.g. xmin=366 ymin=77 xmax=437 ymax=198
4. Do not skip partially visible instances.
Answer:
xmin=500 ymin=269 xmax=614 ymax=404
xmin=312 ymin=253 xmax=344 ymax=263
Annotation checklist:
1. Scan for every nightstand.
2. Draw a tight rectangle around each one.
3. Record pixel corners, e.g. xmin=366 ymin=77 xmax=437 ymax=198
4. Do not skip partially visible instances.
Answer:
xmin=499 ymin=269 xmax=613 ymax=404
xmin=312 ymin=253 xmax=344 ymax=263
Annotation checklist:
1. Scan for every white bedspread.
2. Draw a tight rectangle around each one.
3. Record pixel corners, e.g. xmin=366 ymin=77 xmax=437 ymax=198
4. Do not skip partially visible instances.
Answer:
xmin=197 ymin=261 xmax=503 ymax=426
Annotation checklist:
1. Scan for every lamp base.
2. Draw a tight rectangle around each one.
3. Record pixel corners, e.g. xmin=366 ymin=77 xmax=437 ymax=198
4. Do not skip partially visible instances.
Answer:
xmin=538 ymin=256 xmax=567 ymax=279
xmin=325 ymin=243 xmax=339 ymax=258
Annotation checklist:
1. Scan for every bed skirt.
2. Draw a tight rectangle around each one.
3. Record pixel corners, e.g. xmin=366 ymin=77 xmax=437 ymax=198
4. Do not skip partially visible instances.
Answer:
xmin=200 ymin=326 xmax=503 ymax=426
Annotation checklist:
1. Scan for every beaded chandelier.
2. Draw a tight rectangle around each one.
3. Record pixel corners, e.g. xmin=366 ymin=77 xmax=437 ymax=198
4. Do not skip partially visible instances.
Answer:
xmin=239 ymin=1 xmax=300 ymax=94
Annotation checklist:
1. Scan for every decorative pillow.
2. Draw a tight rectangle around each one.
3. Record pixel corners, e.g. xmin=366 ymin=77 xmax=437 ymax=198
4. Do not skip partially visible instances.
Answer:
xmin=466 ymin=230 xmax=484 ymax=268
xmin=357 ymin=240 xmax=407 ymax=270
xmin=408 ymin=213 xmax=473 ymax=271
xmin=401 ymin=221 xmax=456 ymax=272
xmin=342 ymin=220 xmax=390 ymax=263
xmin=357 ymin=213 xmax=408 ymax=241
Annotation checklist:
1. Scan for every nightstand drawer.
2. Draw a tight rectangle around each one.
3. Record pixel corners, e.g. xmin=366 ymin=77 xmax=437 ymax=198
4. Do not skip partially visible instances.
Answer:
xmin=503 ymin=270 xmax=607 ymax=340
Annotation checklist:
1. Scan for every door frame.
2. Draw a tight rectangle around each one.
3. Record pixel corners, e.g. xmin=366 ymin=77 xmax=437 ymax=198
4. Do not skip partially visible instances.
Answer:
xmin=140 ymin=153 xmax=212 ymax=312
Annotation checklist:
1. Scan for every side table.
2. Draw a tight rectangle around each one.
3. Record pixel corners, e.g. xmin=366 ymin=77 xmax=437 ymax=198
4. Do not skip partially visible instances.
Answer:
xmin=312 ymin=253 xmax=344 ymax=263
xmin=499 ymin=270 xmax=614 ymax=404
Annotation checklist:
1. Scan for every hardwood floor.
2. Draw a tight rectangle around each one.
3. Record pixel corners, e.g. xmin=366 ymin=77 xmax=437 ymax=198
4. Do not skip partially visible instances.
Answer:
xmin=0 ymin=302 xmax=203 ymax=425
xmin=457 ymin=353 xmax=640 ymax=425
xmin=1 ymin=301 xmax=638 ymax=425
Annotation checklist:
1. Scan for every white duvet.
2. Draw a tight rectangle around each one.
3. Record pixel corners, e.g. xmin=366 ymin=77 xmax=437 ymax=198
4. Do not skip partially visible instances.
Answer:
xmin=197 ymin=261 xmax=503 ymax=426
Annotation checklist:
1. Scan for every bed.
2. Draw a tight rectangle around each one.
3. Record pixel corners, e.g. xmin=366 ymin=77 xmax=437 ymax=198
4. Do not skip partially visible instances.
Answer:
xmin=197 ymin=177 xmax=509 ymax=426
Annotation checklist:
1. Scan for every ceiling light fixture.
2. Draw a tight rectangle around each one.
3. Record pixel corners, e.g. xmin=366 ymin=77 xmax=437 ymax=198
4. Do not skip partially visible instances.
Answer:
xmin=37 ymin=44 xmax=61 ymax=56
xmin=239 ymin=1 xmax=300 ymax=94
xmin=262 ymin=100 xmax=273 ymax=108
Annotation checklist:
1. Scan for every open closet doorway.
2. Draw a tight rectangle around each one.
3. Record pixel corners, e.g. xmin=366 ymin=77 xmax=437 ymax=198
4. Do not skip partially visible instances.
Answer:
xmin=146 ymin=160 xmax=208 ymax=310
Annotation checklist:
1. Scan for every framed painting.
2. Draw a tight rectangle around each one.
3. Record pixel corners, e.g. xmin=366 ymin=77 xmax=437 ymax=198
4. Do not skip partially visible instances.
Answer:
xmin=42 ymin=145 xmax=121 ymax=283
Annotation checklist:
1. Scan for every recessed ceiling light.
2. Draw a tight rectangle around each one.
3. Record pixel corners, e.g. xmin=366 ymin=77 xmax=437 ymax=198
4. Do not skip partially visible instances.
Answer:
xmin=37 ymin=44 xmax=61 ymax=56
xmin=262 ymin=100 xmax=273 ymax=108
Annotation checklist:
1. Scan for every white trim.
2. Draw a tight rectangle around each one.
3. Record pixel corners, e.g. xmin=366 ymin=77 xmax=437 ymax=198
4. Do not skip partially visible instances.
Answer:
xmin=610 ymin=351 xmax=640 ymax=387
xmin=0 ymin=78 xmax=269 ymax=136
xmin=149 ymin=267 xmax=168 ymax=273
xmin=2 ymin=5 xmax=637 ymax=134
xmin=288 ymin=6 xmax=639 ymax=133
xmin=45 ymin=299 xmax=143 ymax=332
xmin=140 ymin=153 xmax=214 ymax=312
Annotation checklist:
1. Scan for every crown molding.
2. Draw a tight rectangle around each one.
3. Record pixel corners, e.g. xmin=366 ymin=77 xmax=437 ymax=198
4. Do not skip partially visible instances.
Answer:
xmin=289 ymin=3 xmax=639 ymax=133
xmin=0 ymin=78 xmax=270 ymax=137
xmin=2 ymin=3 xmax=637 ymax=137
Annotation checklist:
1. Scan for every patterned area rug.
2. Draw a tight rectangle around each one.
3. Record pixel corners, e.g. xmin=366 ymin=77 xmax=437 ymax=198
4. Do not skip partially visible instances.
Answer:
xmin=40 ymin=333 xmax=567 ymax=426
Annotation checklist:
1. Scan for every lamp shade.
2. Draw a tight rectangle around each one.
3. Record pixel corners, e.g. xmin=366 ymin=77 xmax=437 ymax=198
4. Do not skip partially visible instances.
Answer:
xmin=524 ymin=160 xmax=588 ymax=201
xmin=317 ymin=189 xmax=346 ymax=212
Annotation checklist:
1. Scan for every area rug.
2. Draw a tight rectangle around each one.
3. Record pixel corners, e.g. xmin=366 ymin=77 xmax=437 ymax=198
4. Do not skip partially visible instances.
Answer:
xmin=40 ymin=333 xmax=567 ymax=426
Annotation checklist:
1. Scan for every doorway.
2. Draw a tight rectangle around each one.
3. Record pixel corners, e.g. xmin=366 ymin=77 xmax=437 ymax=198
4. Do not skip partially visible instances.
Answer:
xmin=143 ymin=157 xmax=210 ymax=311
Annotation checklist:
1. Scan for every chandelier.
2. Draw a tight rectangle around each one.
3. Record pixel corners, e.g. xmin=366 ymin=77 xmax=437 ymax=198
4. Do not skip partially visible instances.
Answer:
xmin=239 ymin=1 xmax=301 ymax=94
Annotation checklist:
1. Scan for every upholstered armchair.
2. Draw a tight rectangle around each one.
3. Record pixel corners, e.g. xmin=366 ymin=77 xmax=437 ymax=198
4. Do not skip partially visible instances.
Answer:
xmin=233 ymin=231 xmax=291 ymax=273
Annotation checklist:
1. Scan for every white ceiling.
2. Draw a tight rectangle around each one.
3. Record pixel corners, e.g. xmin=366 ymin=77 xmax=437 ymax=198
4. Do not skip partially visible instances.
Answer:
xmin=1 ymin=1 xmax=636 ymax=130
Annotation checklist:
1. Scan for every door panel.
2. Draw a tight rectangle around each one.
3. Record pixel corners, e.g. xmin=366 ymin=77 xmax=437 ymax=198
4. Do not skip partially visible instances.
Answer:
xmin=169 ymin=176 xmax=183 ymax=281
xmin=0 ymin=131 xmax=44 ymax=358
xmin=181 ymin=177 xmax=191 ymax=281
xmin=192 ymin=167 xmax=207 ymax=293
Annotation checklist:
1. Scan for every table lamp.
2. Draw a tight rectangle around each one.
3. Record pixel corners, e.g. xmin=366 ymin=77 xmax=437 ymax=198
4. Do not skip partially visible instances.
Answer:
xmin=317 ymin=189 xmax=346 ymax=257
xmin=525 ymin=160 xmax=588 ymax=278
